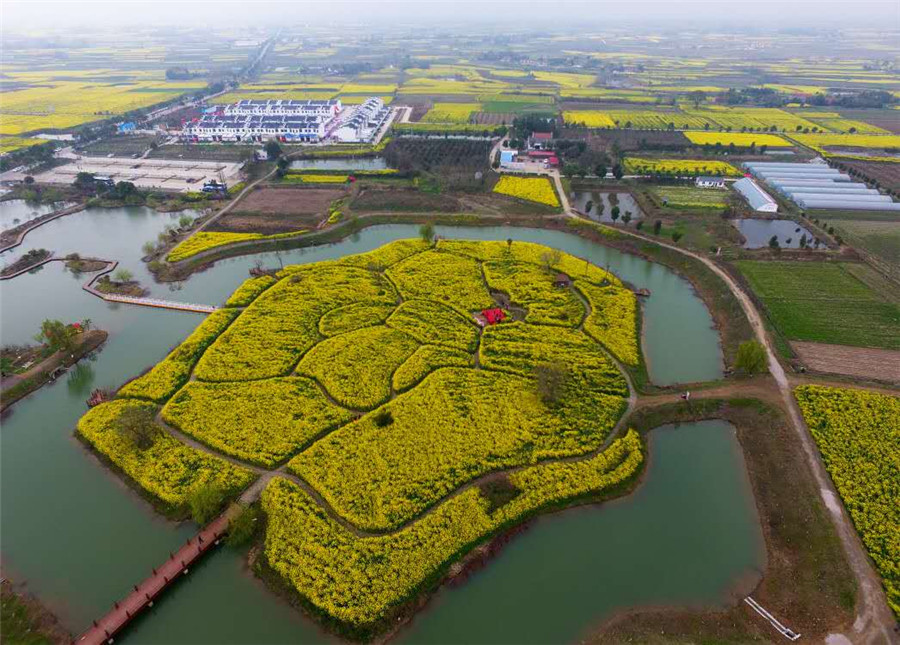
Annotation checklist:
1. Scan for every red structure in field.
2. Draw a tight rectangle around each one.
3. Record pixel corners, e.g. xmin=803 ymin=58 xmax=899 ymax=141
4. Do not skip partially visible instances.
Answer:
xmin=481 ymin=308 xmax=506 ymax=325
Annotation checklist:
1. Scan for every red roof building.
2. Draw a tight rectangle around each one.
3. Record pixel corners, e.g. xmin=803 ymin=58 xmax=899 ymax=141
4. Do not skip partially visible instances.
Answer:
xmin=481 ymin=308 xmax=506 ymax=325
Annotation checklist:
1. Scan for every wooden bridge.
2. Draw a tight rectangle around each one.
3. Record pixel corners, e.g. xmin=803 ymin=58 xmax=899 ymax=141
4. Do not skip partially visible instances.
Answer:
xmin=74 ymin=512 xmax=232 ymax=645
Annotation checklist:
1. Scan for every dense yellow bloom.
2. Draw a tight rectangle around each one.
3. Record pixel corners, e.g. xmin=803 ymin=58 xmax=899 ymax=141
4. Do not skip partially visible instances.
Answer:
xmin=319 ymin=302 xmax=397 ymax=336
xmin=420 ymin=103 xmax=481 ymax=124
xmin=118 ymin=309 xmax=240 ymax=402
xmin=385 ymin=299 xmax=479 ymax=351
xmin=0 ymin=77 xmax=205 ymax=135
xmin=623 ymin=157 xmax=740 ymax=176
xmin=167 ymin=231 xmax=307 ymax=263
xmin=386 ymin=249 xmax=495 ymax=315
xmin=483 ymin=260 xmax=584 ymax=326
xmin=684 ymin=131 xmax=792 ymax=147
xmin=438 ymin=240 xmax=622 ymax=287
xmin=163 ymin=378 xmax=354 ymax=467
xmin=92 ymin=239 xmax=643 ymax=628
xmin=196 ymin=265 xmax=396 ymax=381
xmin=480 ymin=322 xmax=628 ymax=398
xmin=285 ymin=174 xmax=349 ymax=184
xmin=225 ymin=276 xmax=277 ymax=307
xmin=290 ymin=367 xmax=627 ymax=531
xmin=493 ymin=176 xmax=560 ymax=207
xmin=392 ymin=345 xmax=472 ymax=392
xmin=297 ymin=326 xmax=420 ymax=409
xmin=77 ymin=399 xmax=254 ymax=508
xmin=795 ymin=385 xmax=899 ymax=617
xmin=263 ymin=430 xmax=643 ymax=628
xmin=575 ymin=282 xmax=640 ymax=365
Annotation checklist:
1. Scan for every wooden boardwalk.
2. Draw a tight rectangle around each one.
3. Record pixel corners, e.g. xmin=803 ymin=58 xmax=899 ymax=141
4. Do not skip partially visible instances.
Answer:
xmin=74 ymin=513 xmax=232 ymax=645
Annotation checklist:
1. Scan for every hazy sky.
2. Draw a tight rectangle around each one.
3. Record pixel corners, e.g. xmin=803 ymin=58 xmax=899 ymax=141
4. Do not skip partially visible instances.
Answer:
xmin=2 ymin=0 xmax=899 ymax=31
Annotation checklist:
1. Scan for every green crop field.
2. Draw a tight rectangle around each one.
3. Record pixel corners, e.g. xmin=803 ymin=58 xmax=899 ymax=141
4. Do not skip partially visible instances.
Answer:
xmin=735 ymin=260 xmax=900 ymax=349
xmin=827 ymin=219 xmax=900 ymax=281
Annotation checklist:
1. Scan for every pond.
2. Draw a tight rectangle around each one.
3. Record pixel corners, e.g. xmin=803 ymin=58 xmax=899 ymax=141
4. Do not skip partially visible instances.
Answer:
xmin=0 ymin=199 xmax=75 ymax=231
xmin=731 ymin=218 xmax=815 ymax=249
xmin=0 ymin=214 xmax=741 ymax=644
xmin=572 ymin=191 xmax=644 ymax=223
xmin=289 ymin=157 xmax=389 ymax=171
xmin=0 ymin=206 xmax=200 ymax=337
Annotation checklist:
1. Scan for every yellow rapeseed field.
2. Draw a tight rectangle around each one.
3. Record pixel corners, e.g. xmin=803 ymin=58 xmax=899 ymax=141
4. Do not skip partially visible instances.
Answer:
xmin=493 ymin=176 xmax=561 ymax=207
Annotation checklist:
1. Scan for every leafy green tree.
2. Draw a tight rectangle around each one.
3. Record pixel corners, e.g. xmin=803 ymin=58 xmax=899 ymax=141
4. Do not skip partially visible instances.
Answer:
xmin=73 ymin=172 xmax=96 ymax=192
xmin=612 ymin=164 xmax=624 ymax=180
xmin=188 ymin=482 xmax=226 ymax=525
xmin=671 ymin=231 xmax=683 ymax=244
xmin=610 ymin=206 xmax=620 ymax=222
xmin=419 ymin=222 xmax=436 ymax=245
xmin=653 ymin=220 xmax=662 ymax=235
xmin=688 ymin=90 xmax=706 ymax=108
xmin=622 ymin=211 xmax=632 ymax=226
xmin=113 ymin=268 xmax=133 ymax=283
xmin=37 ymin=319 xmax=77 ymax=353
xmin=562 ymin=163 xmax=580 ymax=178
xmin=594 ymin=163 xmax=607 ymax=179
xmin=535 ymin=361 xmax=570 ymax=407
xmin=264 ymin=139 xmax=283 ymax=161
xmin=735 ymin=340 xmax=768 ymax=374
xmin=768 ymin=235 xmax=780 ymax=250
xmin=225 ymin=504 xmax=260 ymax=547
xmin=114 ymin=405 xmax=158 ymax=451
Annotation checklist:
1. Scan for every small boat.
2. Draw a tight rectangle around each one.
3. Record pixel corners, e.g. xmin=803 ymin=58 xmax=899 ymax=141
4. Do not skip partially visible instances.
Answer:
xmin=634 ymin=288 xmax=651 ymax=297
xmin=86 ymin=388 xmax=111 ymax=407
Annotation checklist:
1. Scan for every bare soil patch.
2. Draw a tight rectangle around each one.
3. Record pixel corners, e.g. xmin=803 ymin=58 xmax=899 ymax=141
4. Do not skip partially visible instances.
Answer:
xmin=832 ymin=158 xmax=900 ymax=193
xmin=213 ymin=187 xmax=345 ymax=232
xmin=350 ymin=187 xmax=461 ymax=212
xmin=792 ymin=341 xmax=900 ymax=384
xmin=232 ymin=187 xmax=345 ymax=216
xmin=472 ymin=112 xmax=514 ymax=125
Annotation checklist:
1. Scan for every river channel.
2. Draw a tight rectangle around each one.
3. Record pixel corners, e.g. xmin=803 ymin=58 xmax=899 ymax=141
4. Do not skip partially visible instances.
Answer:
xmin=0 ymin=206 xmax=758 ymax=644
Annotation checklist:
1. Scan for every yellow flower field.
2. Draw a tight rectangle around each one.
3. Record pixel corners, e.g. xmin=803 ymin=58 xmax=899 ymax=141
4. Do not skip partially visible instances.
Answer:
xmin=167 ymin=230 xmax=307 ymax=263
xmin=0 ymin=76 xmax=206 ymax=135
xmin=77 ymin=399 xmax=254 ymax=509
xmin=623 ymin=157 xmax=741 ymax=176
xmin=420 ymin=102 xmax=481 ymax=124
xmin=493 ymin=176 xmax=560 ymax=207
xmin=794 ymin=386 xmax=899 ymax=616
xmin=684 ymin=131 xmax=792 ymax=147
xmin=263 ymin=430 xmax=642 ymax=628
xmin=86 ymin=239 xmax=642 ymax=634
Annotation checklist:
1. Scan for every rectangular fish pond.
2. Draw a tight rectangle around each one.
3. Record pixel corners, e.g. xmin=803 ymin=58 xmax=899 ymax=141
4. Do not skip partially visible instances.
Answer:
xmin=731 ymin=218 xmax=817 ymax=249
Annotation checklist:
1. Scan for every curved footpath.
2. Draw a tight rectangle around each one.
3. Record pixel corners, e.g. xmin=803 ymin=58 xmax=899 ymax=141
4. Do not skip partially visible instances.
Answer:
xmin=585 ymin=213 xmax=896 ymax=644
xmin=0 ymin=203 xmax=86 ymax=254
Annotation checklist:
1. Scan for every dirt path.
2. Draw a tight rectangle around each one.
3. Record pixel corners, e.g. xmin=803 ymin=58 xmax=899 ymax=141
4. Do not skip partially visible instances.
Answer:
xmin=633 ymin=377 xmax=784 ymax=411
xmin=587 ymin=217 xmax=896 ymax=644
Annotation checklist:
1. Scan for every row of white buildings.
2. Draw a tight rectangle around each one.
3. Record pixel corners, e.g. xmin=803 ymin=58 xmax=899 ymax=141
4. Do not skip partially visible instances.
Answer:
xmin=181 ymin=98 xmax=389 ymax=144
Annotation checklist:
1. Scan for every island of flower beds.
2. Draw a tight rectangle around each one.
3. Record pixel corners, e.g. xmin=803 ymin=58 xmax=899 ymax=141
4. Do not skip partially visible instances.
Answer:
xmin=76 ymin=239 xmax=643 ymax=636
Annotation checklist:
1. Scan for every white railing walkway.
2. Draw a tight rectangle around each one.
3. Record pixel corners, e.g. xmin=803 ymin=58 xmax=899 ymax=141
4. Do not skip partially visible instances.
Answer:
xmin=98 ymin=294 xmax=217 ymax=313
xmin=744 ymin=596 xmax=801 ymax=641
